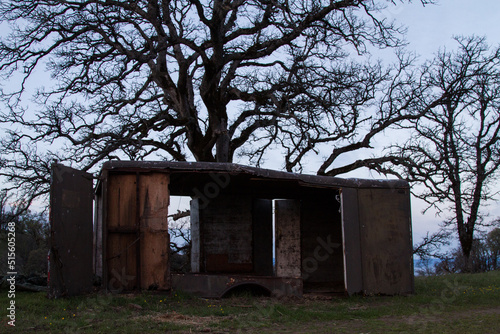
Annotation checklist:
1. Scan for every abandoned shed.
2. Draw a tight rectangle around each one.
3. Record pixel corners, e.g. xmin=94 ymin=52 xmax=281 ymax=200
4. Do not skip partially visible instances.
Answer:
xmin=49 ymin=161 xmax=414 ymax=298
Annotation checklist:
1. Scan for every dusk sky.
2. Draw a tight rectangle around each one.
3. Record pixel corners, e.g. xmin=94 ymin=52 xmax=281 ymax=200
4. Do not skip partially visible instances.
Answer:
xmin=2 ymin=0 xmax=499 ymax=247
xmin=387 ymin=0 xmax=500 ymax=241
xmin=398 ymin=1 xmax=499 ymax=61
xmin=369 ymin=0 xmax=500 ymax=244
xmin=248 ymin=0 xmax=500 ymax=245
xmin=161 ymin=0 xmax=500 ymax=247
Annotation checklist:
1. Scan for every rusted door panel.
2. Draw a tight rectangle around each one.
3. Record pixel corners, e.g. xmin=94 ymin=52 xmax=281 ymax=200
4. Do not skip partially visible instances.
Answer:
xmin=341 ymin=188 xmax=363 ymax=295
xmin=93 ymin=183 xmax=104 ymax=281
xmin=358 ymin=188 xmax=413 ymax=295
xmin=252 ymin=199 xmax=273 ymax=276
xmin=190 ymin=198 xmax=201 ymax=273
xmin=275 ymin=200 xmax=301 ymax=278
xmin=171 ymin=274 xmax=303 ymax=298
xmin=49 ymin=163 xmax=94 ymax=298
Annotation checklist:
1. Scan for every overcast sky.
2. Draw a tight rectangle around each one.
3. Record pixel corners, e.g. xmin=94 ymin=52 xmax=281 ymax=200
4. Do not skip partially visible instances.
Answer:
xmin=399 ymin=0 xmax=500 ymax=57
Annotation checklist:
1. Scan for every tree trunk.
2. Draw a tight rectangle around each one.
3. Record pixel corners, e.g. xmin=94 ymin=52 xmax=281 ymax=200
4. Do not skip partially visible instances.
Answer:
xmin=216 ymin=118 xmax=230 ymax=163
xmin=458 ymin=228 xmax=473 ymax=272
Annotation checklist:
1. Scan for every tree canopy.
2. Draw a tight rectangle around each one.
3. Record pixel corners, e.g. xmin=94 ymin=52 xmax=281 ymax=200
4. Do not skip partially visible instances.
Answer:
xmin=0 ymin=0 xmax=431 ymax=206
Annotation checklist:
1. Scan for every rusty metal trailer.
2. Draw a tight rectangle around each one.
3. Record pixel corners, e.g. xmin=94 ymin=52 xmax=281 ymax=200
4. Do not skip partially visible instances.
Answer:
xmin=49 ymin=161 xmax=414 ymax=298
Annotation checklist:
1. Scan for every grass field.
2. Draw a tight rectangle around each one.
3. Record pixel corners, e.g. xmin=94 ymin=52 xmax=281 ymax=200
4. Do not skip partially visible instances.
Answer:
xmin=1 ymin=271 xmax=499 ymax=333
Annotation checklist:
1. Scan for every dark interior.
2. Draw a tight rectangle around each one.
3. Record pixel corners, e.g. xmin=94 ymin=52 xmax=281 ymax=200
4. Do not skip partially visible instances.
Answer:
xmin=168 ymin=170 xmax=345 ymax=294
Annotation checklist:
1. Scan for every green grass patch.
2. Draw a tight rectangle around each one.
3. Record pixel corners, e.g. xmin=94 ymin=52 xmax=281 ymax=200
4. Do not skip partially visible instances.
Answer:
xmin=1 ymin=271 xmax=499 ymax=333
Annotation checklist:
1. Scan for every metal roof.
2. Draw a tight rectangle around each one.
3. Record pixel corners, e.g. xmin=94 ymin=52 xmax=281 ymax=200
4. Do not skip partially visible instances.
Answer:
xmin=100 ymin=161 xmax=408 ymax=190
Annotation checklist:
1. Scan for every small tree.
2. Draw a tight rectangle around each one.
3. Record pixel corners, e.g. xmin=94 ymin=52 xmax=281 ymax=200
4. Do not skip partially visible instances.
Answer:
xmin=0 ymin=191 xmax=49 ymax=275
xmin=391 ymin=36 xmax=500 ymax=265
xmin=168 ymin=212 xmax=191 ymax=273
xmin=434 ymin=235 xmax=500 ymax=274
xmin=413 ymin=230 xmax=451 ymax=261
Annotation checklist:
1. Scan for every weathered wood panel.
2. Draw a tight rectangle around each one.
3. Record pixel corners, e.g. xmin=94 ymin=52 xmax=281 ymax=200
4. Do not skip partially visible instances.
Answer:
xmin=358 ymin=188 xmax=413 ymax=295
xmin=105 ymin=174 xmax=138 ymax=290
xmin=106 ymin=174 xmax=137 ymax=229
xmin=105 ymin=172 xmax=170 ymax=291
xmin=275 ymin=200 xmax=301 ymax=278
xmin=106 ymin=233 xmax=138 ymax=291
xmin=138 ymin=173 xmax=170 ymax=290
xmin=49 ymin=163 xmax=94 ymax=298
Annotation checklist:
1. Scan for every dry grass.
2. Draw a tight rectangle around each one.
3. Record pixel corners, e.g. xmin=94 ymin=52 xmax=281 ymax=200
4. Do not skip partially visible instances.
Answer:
xmin=1 ymin=270 xmax=499 ymax=333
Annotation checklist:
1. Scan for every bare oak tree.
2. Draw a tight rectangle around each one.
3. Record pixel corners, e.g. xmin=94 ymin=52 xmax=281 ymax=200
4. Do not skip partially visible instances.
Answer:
xmin=0 ymin=0 xmax=430 ymax=206
xmin=390 ymin=36 xmax=500 ymax=262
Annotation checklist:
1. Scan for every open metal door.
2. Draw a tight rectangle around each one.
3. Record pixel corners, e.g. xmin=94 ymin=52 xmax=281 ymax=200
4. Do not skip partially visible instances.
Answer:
xmin=49 ymin=163 xmax=94 ymax=298
xmin=357 ymin=188 xmax=414 ymax=295
xmin=342 ymin=186 xmax=414 ymax=296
